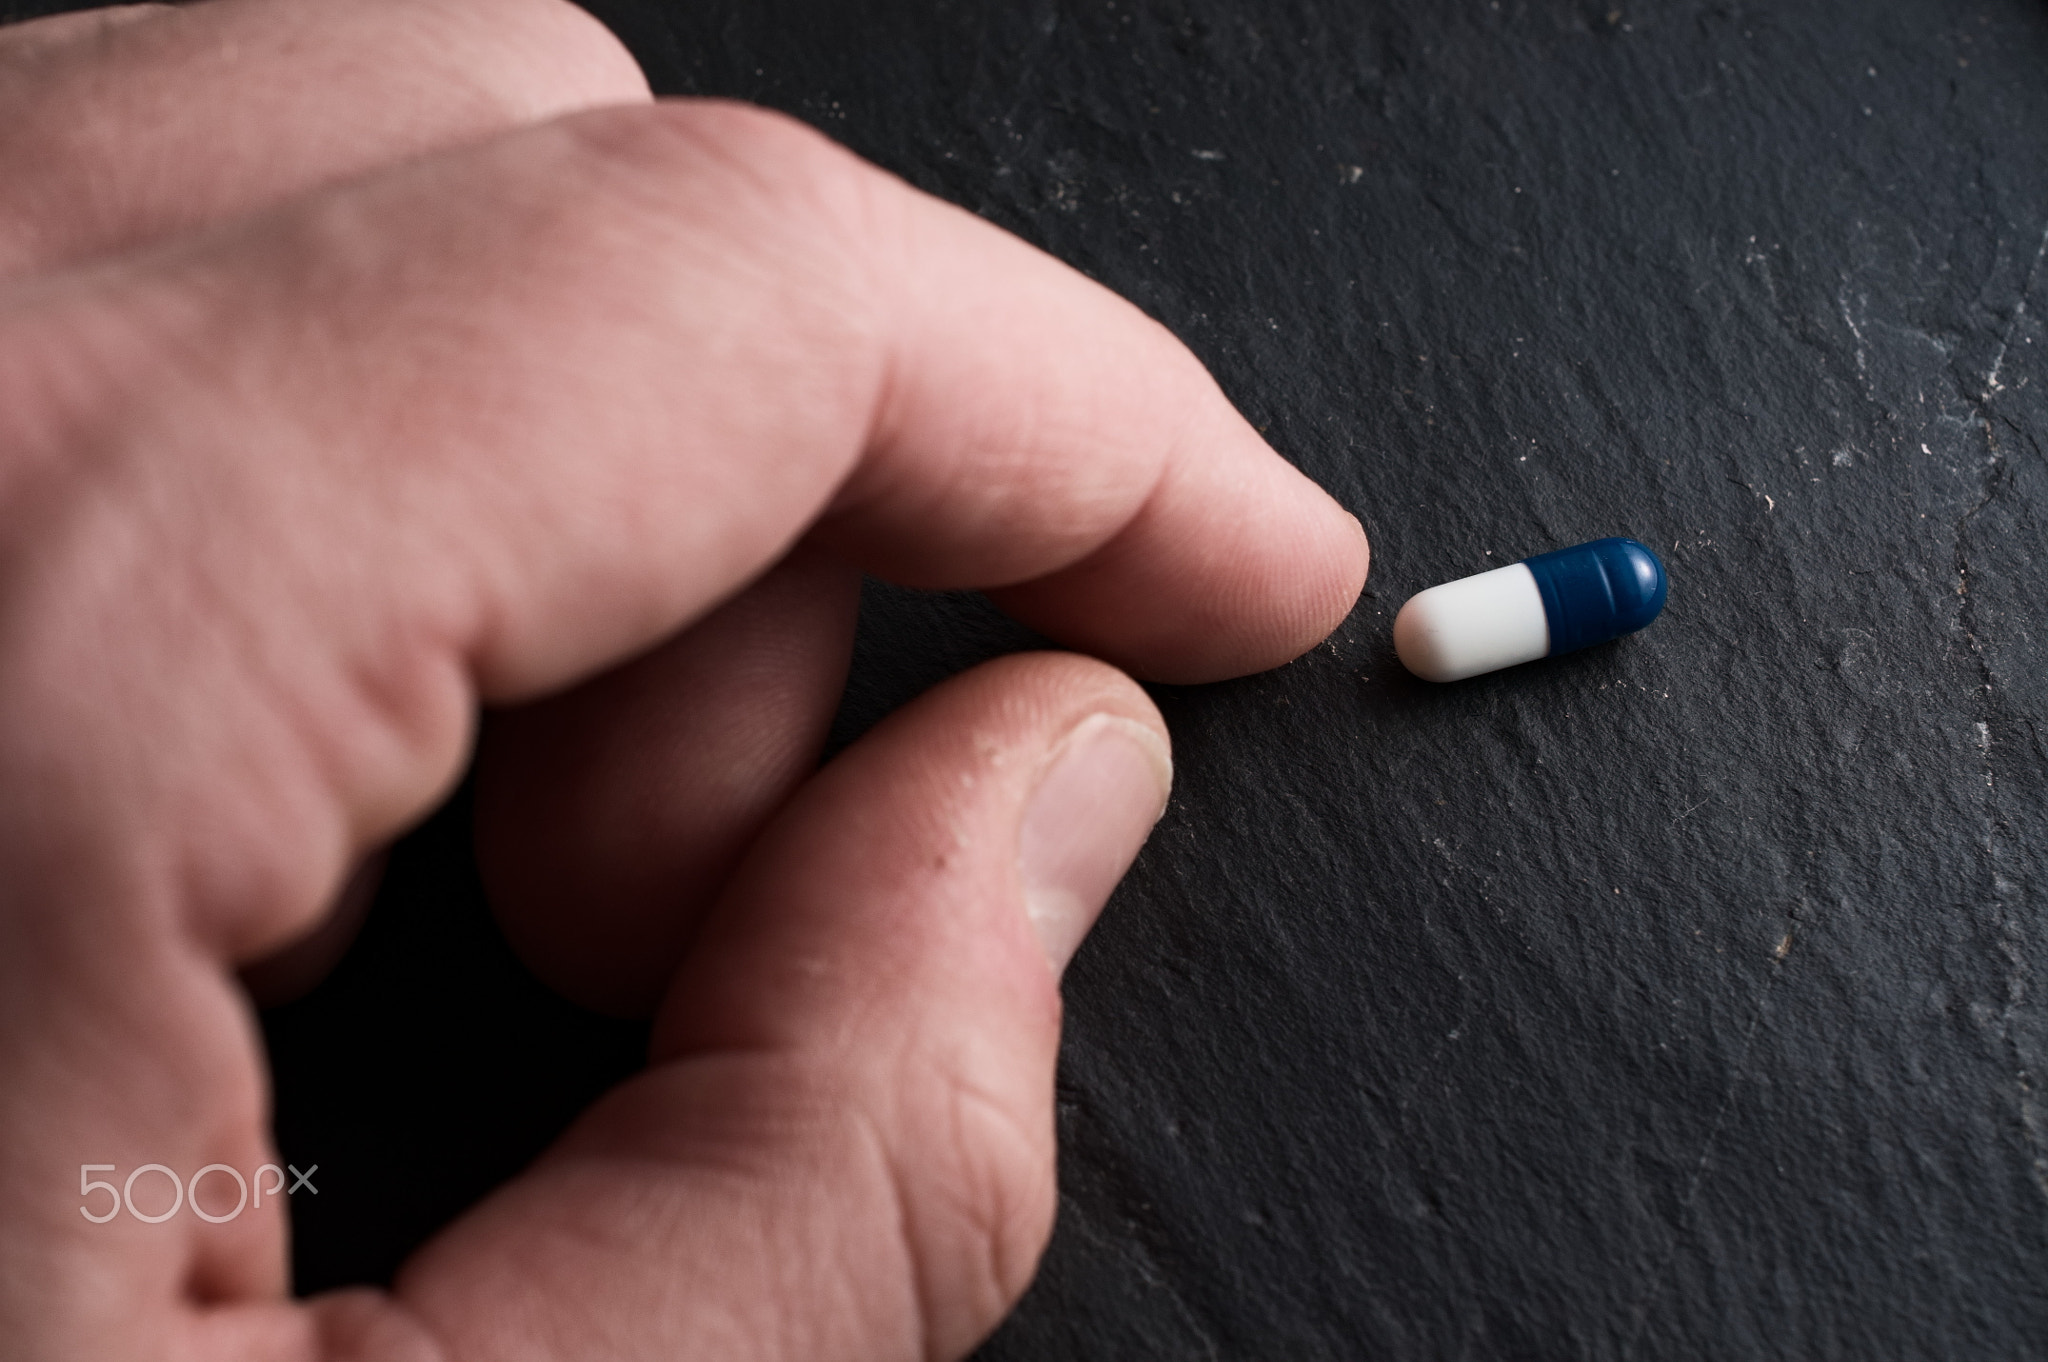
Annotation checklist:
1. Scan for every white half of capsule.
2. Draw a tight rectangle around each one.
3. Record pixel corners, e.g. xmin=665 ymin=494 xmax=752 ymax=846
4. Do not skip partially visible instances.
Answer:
xmin=1393 ymin=562 xmax=1551 ymax=682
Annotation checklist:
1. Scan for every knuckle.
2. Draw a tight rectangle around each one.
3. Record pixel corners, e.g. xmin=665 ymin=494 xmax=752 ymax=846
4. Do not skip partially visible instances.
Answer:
xmin=415 ymin=0 xmax=651 ymax=118
xmin=561 ymin=99 xmax=885 ymax=285
xmin=551 ymin=98 xmax=891 ymax=403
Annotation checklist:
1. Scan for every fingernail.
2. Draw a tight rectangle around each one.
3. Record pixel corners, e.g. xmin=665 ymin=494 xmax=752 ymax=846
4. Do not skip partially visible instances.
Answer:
xmin=1019 ymin=714 xmax=1173 ymax=976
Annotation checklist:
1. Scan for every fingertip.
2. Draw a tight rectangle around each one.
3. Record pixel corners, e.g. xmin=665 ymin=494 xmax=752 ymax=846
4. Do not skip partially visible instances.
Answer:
xmin=989 ymin=446 xmax=1370 ymax=684
xmin=1256 ymin=470 xmax=1371 ymax=663
xmin=1332 ymin=505 xmax=1373 ymax=631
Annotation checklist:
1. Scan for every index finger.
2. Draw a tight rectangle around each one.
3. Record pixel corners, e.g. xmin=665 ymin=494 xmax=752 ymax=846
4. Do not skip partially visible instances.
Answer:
xmin=8 ymin=100 xmax=1363 ymax=705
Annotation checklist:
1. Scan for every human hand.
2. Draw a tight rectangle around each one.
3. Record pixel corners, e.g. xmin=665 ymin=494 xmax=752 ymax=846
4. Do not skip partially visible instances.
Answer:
xmin=0 ymin=2 xmax=1368 ymax=1359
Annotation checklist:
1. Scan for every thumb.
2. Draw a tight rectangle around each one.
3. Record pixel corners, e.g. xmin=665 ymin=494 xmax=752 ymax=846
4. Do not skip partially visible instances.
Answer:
xmin=390 ymin=652 xmax=1171 ymax=1362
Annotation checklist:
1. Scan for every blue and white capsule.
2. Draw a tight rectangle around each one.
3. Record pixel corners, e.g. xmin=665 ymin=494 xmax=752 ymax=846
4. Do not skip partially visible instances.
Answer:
xmin=1393 ymin=537 xmax=1668 ymax=682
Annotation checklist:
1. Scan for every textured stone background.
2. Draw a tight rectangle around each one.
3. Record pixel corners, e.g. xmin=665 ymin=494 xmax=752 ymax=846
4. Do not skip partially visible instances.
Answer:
xmin=13 ymin=0 xmax=2043 ymax=1355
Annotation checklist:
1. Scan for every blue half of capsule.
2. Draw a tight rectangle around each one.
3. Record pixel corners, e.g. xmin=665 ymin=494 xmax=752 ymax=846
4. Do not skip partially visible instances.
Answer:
xmin=1521 ymin=537 xmax=1668 ymax=656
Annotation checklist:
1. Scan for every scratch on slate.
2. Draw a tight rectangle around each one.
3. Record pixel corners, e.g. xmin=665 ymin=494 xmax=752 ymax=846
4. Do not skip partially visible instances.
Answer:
xmin=1941 ymin=221 xmax=2048 ymax=1211
xmin=1983 ymin=217 xmax=2048 ymax=399
xmin=1671 ymin=798 xmax=1709 ymax=824
xmin=1619 ymin=926 xmax=1797 ymax=1359
xmin=1837 ymin=284 xmax=1871 ymax=386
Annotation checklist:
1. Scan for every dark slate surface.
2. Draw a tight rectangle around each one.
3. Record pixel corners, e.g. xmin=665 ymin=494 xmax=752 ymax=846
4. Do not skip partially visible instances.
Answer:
xmin=14 ymin=0 xmax=2035 ymax=1355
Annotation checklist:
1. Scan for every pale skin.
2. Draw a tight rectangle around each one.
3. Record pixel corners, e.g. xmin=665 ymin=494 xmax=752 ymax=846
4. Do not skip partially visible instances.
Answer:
xmin=0 ymin=1 xmax=1370 ymax=1359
